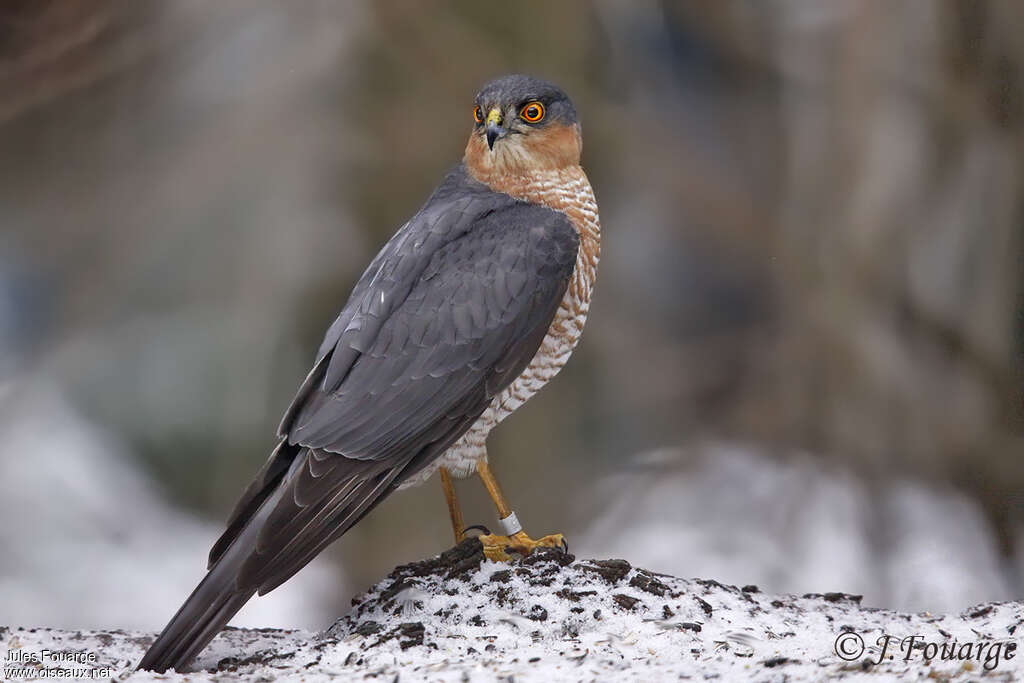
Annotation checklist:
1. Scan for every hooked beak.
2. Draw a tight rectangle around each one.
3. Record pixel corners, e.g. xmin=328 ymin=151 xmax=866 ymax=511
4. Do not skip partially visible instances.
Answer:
xmin=484 ymin=108 xmax=506 ymax=150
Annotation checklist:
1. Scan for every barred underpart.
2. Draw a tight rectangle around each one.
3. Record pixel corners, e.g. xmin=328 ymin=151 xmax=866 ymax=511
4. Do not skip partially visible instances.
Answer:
xmin=402 ymin=165 xmax=601 ymax=487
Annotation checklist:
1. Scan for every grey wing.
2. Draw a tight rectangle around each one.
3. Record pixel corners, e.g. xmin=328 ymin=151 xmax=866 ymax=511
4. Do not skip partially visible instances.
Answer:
xmin=210 ymin=202 xmax=579 ymax=594
xmin=277 ymin=188 xmax=496 ymax=436
xmin=211 ymin=177 xmax=498 ymax=562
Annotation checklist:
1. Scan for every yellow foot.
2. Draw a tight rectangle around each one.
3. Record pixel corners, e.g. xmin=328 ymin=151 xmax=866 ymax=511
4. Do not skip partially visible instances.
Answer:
xmin=478 ymin=530 xmax=567 ymax=562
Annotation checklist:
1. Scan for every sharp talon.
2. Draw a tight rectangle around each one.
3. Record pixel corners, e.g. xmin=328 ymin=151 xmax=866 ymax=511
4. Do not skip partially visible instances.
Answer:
xmin=560 ymin=537 xmax=570 ymax=554
xmin=478 ymin=531 xmax=567 ymax=562
xmin=463 ymin=524 xmax=491 ymax=537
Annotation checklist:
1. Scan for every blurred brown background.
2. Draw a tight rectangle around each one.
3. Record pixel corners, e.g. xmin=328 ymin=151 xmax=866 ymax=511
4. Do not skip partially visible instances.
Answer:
xmin=1 ymin=1 xmax=1021 ymax=630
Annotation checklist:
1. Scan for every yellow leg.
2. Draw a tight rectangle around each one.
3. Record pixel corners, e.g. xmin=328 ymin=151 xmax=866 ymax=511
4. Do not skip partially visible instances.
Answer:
xmin=476 ymin=459 xmax=513 ymax=518
xmin=475 ymin=459 xmax=565 ymax=561
xmin=439 ymin=468 xmax=465 ymax=544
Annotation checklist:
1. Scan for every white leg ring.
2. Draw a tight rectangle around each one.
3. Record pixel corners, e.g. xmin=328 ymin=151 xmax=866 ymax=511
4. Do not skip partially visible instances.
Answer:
xmin=499 ymin=511 xmax=522 ymax=535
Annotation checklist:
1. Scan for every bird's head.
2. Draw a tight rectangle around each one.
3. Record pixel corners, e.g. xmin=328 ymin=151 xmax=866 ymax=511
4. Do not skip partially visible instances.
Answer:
xmin=464 ymin=75 xmax=582 ymax=180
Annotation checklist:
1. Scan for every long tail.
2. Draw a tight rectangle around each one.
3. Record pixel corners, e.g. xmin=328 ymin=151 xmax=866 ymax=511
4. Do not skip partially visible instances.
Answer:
xmin=137 ymin=445 xmax=414 ymax=672
xmin=136 ymin=492 xmax=276 ymax=673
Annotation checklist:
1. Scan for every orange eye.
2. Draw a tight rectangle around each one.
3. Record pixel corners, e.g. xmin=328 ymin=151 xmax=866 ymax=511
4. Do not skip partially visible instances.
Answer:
xmin=520 ymin=101 xmax=545 ymax=123
xmin=473 ymin=106 xmax=484 ymax=124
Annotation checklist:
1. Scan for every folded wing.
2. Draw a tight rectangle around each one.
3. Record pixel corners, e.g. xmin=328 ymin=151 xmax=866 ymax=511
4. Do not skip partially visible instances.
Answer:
xmin=210 ymin=197 xmax=579 ymax=595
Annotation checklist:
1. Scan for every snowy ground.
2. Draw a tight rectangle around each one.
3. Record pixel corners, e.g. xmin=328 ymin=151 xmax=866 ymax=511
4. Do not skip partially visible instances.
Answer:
xmin=4 ymin=539 xmax=1021 ymax=682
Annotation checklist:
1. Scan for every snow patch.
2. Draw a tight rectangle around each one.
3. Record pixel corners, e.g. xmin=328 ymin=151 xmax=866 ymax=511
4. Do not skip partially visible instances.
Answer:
xmin=5 ymin=538 xmax=1021 ymax=681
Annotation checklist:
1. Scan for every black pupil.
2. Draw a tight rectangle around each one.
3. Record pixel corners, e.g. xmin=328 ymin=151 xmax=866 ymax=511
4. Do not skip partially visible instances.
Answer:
xmin=527 ymin=106 xmax=538 ymax=118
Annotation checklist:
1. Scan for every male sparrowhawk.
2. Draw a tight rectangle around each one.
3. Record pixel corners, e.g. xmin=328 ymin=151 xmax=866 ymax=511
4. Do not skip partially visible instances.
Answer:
xmin=138 ymin=74 xmax=601 ymax=673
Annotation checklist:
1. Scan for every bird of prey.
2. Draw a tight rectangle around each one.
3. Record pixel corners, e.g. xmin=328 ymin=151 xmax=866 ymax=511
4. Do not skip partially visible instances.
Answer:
xmin=138 ymin=74 xmax=601 ymax=673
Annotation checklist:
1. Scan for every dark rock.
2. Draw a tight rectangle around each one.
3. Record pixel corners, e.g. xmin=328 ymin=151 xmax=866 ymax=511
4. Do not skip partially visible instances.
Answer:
xmin=216 ymin=648 xmax=295 ymax=672
xmin=495 ymin=586 xmax=514 ymax=606
xmin=613 ymin=594 xmax=641 ymax=611
xmin=355 ymin=621 xmax=382 ymax=636
xmin=521 ymin=547 xmax=574 ymax=567
xmin=762 ymin=656 xmax=795 ymax=667
xmin=695 ymin=578 xmax=730 ymax=592
xmin=490 ymin=570 xmax=513 ymax=583
xmin=555 ymin=588 xmax=597 ymax=603
xmin=398 ymin=622 xmax=425 ymax=649
xmin=630 ymin=573 xmax=669 ymax=596
xmin=580 ymin=559 xmax=631 ymax=584
xmin=389 ymin=538 xmax=485 ymax=583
